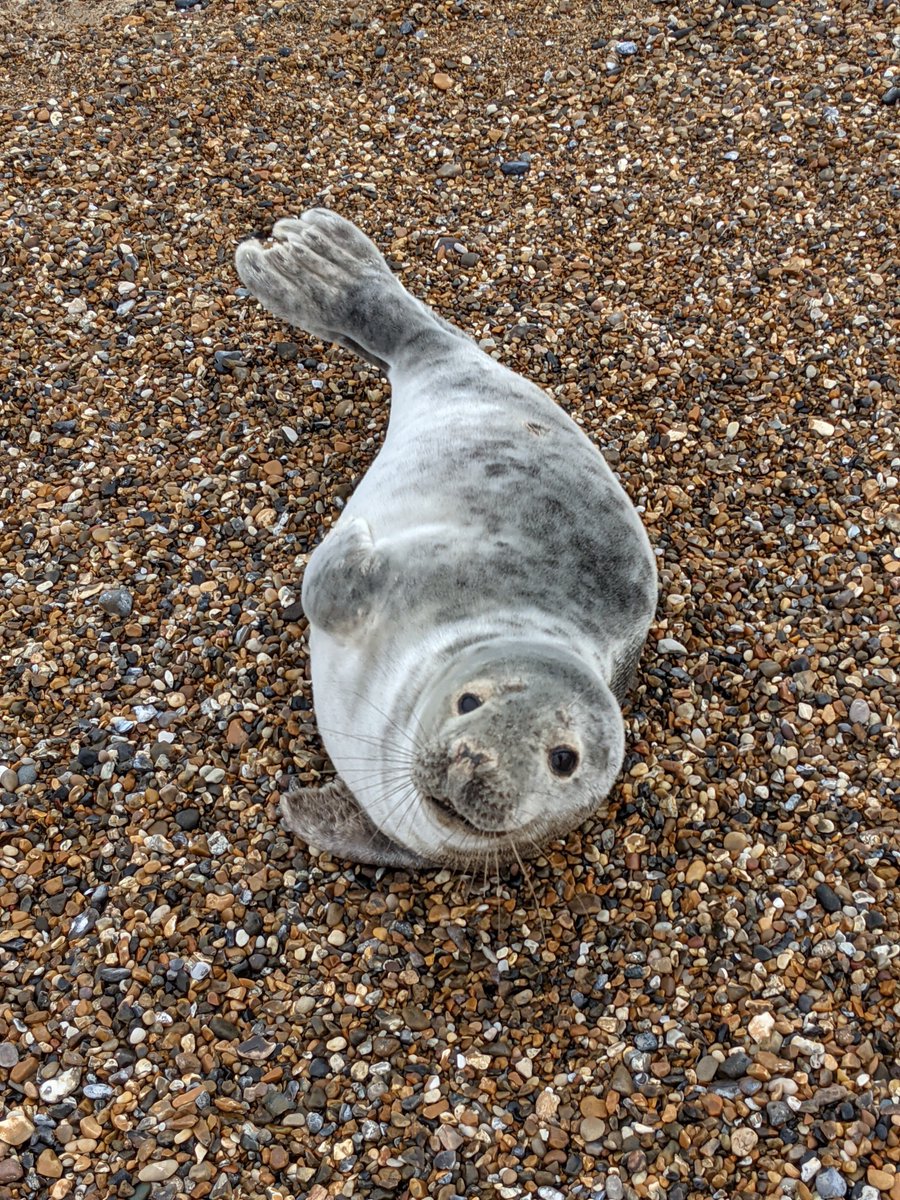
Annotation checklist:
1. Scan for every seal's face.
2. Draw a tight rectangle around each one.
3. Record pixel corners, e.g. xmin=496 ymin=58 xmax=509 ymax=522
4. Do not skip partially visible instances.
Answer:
xmin=378 ymin=644 xmax=626 ymax=867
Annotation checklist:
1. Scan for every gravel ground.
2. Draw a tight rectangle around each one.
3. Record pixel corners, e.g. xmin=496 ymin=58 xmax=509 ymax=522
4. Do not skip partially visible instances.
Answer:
xmin=1 ymin=1 xmax=899 ymax=1198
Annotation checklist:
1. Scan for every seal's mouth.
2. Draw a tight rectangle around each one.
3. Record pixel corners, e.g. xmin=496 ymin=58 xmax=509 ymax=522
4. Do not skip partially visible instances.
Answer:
xmin=427 ymin=795 xmax=510 ymax=840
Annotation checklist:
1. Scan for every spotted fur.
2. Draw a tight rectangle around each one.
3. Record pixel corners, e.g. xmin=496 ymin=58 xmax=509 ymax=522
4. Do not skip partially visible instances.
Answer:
xmin=236 ymin=209 xmax=658 ymax=869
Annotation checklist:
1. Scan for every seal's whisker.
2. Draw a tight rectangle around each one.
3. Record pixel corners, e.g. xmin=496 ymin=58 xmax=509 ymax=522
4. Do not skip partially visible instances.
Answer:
xmin=339 ymin=688 xmax=425 ymax=750
xmin=510 ymin=839 xmax=546 ymax=945
xmin=315 ymin=724 xmax=415 ymax=755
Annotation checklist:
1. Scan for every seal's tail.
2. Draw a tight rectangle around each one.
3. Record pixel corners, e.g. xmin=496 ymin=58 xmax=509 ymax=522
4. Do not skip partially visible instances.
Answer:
xmin=235 ymin=209 xmax=460 ymax=372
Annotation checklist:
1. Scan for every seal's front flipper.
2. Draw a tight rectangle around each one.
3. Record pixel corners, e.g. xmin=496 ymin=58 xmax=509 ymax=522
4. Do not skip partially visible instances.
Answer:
xmin=279 ymin=777 xmax=427 ymax=868
xmin=235 ymin=208 xmax=459 ymax=371
xmin=301 ymin=516 xmax=390 ymax=639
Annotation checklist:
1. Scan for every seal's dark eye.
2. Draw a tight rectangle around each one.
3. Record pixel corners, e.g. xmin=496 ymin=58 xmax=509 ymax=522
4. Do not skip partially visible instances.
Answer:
xmin=549 ymin=746 xmax=579 ymax=776
xmin=457 ymin=693 xmax=482 ymax=715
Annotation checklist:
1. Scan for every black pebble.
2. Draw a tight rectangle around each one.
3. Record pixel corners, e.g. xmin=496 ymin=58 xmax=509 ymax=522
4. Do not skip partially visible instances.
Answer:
xmin=175 ymin=809 xmax=201 ymax=831
xmin=815 ymin=883 xmax=842 ymax=913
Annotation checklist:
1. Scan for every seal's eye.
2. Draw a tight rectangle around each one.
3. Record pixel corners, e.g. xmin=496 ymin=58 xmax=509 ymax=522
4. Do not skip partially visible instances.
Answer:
xmin=457 ymin=693 xmax=482 ymax=715
xmin=549 ymin=746 xmax=579 ymax=776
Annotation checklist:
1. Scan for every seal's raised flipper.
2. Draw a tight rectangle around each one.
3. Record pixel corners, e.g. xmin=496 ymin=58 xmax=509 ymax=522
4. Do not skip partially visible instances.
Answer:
xmin=280 ymin=777 xmax=428 ymax=868
xmin=301 ymin=516 xmax=390 ymax=639
xmin=235 ymin=209 xmax=461 ymax=371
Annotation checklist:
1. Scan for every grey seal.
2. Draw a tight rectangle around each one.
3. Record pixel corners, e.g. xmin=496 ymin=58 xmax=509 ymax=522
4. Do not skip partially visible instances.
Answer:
xmin=235 ymin=210 xmax=657 ymax=869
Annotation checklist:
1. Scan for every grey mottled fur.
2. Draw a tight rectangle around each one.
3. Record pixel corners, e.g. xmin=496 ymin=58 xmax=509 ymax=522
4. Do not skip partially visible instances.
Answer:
xmin=235 ymin=210 xmax=657 ymax=869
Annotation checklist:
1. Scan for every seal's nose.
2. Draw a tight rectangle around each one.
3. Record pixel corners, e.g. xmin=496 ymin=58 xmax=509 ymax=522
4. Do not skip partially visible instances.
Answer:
xmin=449 ymin=741 xmax=496 ymax=779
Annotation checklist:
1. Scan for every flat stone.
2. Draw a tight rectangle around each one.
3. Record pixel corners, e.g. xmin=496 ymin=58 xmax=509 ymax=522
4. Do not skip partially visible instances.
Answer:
xmin=731 ymin=1127 xmax=757 ymax=1156
xmin=39 ymin=1067 xmax=81 ymax=1102
xmin=815 ymin=1167 xmax=848 ymax=1198
xmin=237 ymin=1034 xmax=277 ymax=1061
xmin=97 ymin=586 xmax=133 ymax=617
xmin=0 ymin=1042 xmax=19 ymax=1068
xmin=747 ymin=1012 xmax=775 ymax=1042
xmin=766 ymin=1100 xmax=793 ymax=1127
xmin=37 ymin=1149 xmax=63 ymax=1179
xmin=500 ymin=160 xmax=530 ymax=176
xmin=867 ymin=1168 xmax=894 ymax=1191
xmin=695 ymin=1055 xmax=719 ymax=1082
xmin=580 ymin=1116 xmax=604 ymax=1141
xmin=138 ymin=1160 xmax=180 ymax=1182
xmin=815 ymin=883 xmax=842 ymax=913
xmin=209 ymin=1016 xmax=241 ymax=1040
xmin=0 ymin=1110 xmax=34 ymax=1146
xmin=0 ymin=1159 xmax=24 ymax=1184
xmin=718 ymin=1051 xmax=752 ymax=1079
xmin=610 ymin=1063 xmax=634 ymax=1095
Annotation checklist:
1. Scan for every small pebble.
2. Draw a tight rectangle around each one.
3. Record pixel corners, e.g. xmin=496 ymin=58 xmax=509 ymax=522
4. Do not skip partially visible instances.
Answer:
xmin=97 ymin=586 xmax=133 ymax=617
xmin=815 ymin=883 xmax=842 ymax=913
xmin=815 ymin=1167 xmax=848 ymax=1199
xmin=0 ymin=1110 xmax=34 ymax=1146
xmin=657 ymin=638 xmax=688 ymax=656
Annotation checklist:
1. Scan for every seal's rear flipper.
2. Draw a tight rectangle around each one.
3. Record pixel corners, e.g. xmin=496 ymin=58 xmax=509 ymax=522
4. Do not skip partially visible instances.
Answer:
xmin=235 ymin=209 xmax=463 ymax=372
xmin=279 ymin=777 xmax=428 ymax=869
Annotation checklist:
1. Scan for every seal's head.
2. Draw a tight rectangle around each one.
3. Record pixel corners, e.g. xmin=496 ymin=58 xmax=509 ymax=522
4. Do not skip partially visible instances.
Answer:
xmin=369 ymin=641 xmax=626 ymax=867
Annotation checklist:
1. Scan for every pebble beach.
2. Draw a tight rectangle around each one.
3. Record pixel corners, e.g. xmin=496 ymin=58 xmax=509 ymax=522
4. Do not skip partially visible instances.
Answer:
xmin=0 ymin=1 xmax=899 ymax=1198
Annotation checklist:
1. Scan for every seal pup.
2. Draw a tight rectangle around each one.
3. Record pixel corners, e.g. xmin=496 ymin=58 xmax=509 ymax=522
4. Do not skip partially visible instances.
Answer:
xmin=235 ymin=210 xmax=657 ymax=869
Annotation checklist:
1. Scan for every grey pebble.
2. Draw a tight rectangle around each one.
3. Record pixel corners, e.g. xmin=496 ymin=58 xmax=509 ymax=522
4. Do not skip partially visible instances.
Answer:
xmin=84 ymin=1082 xmax=114 ymax=1100
xmin=209 ymin=1016 xmax=241 ymax=1040
xmin=634 ymin=1032 xmax=658 ymax=1051
xmin=766 ymin=1099 xmax=793 ymax=1127
xmin=815 ymin=883 xmax=842 ymax=913
xmin=849 ymin=697 xmax=870 ymax=724
xmin=718 ymin=1050 xmax=752 ymax=1079
xmin=606 ymin=1178 xmax=625 ymax=1200
xmin=16 ymin=764 xmax=37 ymax=786
xmin=657 ymin=637 xmax=688 ymax=656
xmin=69 ymin=908 xmax=99 ymax=939
xmin=207 ymin=830 xmax=230 ymax=856
xmin=0 ymin=768 xmax=17 ymax=792
xmin=264 ymin=1089 xmax=294 ymax=1118
xmin=176 ymin=808 xmax=201 ymax=831
xmin=307 ymin=1112 xmax=324 ymax=1134
xmin=0 ymin=1042 xmax=19 ymax=1068
xmin=815 ymin=1167 xmax=847 ymax=1198
xmin=97 ymin=586 xmax=133 ymax=617
xmin=98 ymin=967 xmax=131 ymax=983
xmin=615 ymin=41 xmax=638 ymax=55
xmin=213 ymin=349 xmax=247 ymax=373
